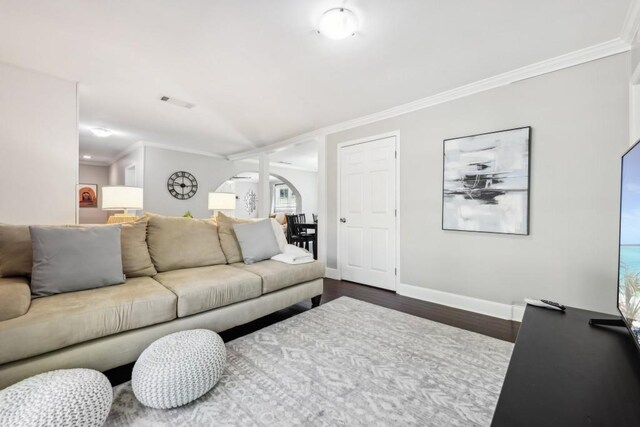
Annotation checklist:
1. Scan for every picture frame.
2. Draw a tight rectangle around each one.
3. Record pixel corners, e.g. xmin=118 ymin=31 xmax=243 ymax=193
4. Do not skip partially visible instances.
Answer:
xmin=78 ymin=184 xmax=98 ymax=208
xmin=442 ymin=126 xmax=531 ymax=235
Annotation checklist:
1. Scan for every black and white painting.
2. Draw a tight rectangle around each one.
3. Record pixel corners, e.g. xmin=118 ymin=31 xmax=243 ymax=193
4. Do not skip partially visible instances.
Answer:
xmin=442 ymin=127 xmax=531 ymax=235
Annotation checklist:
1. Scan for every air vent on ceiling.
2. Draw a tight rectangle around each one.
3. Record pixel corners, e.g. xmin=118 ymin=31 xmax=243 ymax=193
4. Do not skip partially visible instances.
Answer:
xmin=231 ymin=176 xmax=251 ymax=180
xmin=277 ymin=161 xmax=292 ymax=165
xmin=159 ymin=95 xmax=196 ymax=109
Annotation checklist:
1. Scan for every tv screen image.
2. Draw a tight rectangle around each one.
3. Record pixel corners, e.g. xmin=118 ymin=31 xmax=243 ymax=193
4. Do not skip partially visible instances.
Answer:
xmin=619 ymin=140 xmax=640 ymax=347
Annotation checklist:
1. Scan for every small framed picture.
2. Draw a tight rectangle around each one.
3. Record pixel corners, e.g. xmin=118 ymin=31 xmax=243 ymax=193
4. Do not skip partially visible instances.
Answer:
xmin=78 ymin=184 xmax=98 ymax=208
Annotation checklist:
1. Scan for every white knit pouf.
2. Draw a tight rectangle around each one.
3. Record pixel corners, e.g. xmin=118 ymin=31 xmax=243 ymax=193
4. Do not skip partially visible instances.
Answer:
xmin=132 ymin=329 xmax=226 ymax=409
xmin=0 ymin=368 xmax=112 ymax=427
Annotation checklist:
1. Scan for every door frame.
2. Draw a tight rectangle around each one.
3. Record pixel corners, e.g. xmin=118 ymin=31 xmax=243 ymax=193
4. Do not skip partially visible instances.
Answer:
xmin=336 ymin=130 xmax=401 ymax=291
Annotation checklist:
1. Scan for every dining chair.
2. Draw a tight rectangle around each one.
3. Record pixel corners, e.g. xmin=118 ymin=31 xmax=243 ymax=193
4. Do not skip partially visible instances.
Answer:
xmin=286 ymin=214 xmax=314 ymax=250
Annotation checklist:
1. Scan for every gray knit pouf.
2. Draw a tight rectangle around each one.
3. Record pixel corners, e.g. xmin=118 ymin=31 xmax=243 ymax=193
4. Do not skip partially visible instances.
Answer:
xmin=0 ymin=368 xmax=112 ymax=427
xmin=132 ymin=329 xmax=227 ymax=409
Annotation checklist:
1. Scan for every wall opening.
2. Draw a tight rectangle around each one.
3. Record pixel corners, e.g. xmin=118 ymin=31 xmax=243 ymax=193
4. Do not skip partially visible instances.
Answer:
xmin=213 ymin=172 xmax=302 ymax=218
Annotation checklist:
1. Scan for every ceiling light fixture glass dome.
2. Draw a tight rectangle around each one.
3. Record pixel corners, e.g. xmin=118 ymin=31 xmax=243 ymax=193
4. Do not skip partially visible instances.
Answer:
xmin=318 ymin=8 xmax=358 ymax=40
xmin=90 ymin=127 xmax=113 ymax=138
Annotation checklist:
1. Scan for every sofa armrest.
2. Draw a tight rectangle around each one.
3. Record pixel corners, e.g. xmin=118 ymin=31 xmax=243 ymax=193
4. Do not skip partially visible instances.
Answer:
xmin=0 ymin=277 xmax=31 ymax=321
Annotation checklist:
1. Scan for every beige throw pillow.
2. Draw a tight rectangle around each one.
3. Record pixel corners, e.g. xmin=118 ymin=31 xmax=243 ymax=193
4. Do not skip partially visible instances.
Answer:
xmin=147 ymin=214 xmax=226 ymax=272
xmin=0 ymin=225 xmax=33 ymax=277
xmin=121 ymin=218 xmax=157 ymax=278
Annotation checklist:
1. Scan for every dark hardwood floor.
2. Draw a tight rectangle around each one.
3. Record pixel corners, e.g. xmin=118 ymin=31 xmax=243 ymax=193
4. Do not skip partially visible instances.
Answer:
xmin=105 ymin=278 xmax=520 ymax=386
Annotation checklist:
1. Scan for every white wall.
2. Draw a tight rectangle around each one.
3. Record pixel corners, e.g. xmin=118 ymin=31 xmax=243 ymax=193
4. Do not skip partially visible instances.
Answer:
xmin=234 ymin=161 xmax=318 ymax=217
xmin=0 ymin=63 xmax=78 ymax=224
xmin=630 ymin=34 xmax=640 ymax=145
xmin=234 ymin=180 xmax=259 ymax=218
xmin=78 ymin=164 xmax=109 ymax=224
xmin=326 ymin=53 xmax=630 ymax=315
xmin=143 ymin=147 xmax=235 ymax=218
xmin=109 ymin=143 xmax=144 ymax=187
xmin=141 ymin=147 xmax=319 ymax=219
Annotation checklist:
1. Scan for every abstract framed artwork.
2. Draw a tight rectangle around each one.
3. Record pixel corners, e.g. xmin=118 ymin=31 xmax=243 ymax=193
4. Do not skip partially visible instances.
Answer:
xmin=442 ymin=127 xmax=531 ymax=235
xmin=78 ymin=184 xmax=98 ymax=208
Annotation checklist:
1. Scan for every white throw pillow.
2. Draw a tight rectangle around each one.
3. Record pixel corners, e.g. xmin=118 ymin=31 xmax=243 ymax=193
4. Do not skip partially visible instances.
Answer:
xmin=270 ymin=219 xmax=288 ymax=252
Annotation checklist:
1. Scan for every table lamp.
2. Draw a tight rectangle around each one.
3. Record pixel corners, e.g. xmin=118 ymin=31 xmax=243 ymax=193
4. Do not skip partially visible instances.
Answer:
xmin=208 ymin=192 xmax=236 ymax=218
xmin=102 ymin=186 xmax=144 ymax=224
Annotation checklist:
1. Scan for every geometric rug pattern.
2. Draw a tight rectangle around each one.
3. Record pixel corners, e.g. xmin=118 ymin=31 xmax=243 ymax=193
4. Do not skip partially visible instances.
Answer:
xmin=106 ymin=297 xmax=513 ymax=426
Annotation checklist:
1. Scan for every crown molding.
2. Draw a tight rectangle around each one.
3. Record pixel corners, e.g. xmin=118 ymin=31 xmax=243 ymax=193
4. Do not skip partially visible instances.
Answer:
xmin=237 ymin=158 xmax=318 ymax=173
xmin=109 ymin=140 xmax=225 ymax=166
xmin=622 ymin=0 xmax=640 ymax=43
xmin=227 ymin=137 xmax=321 ymax=161
xmin=227 ymin=38 xmax=630 ymax=161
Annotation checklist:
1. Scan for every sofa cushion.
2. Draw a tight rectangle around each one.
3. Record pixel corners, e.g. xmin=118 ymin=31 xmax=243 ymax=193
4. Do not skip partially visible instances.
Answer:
xmin=231 ymin=260 xmax=325 ymax=294
xmin=121 ymin=218 xmax=157 ymax=278
xmin=0 ymin=225 xmax=32 ymax=277
xmin=0 ymin=277 xmax=31 ymax=321
xmin=29 ymin=225 xmax=125 ymax=298
xmin=154 ymin=265 xmax=262 ymax=317
xmin=146 ymin=214 xmax=226 ymax=272
xmin=0 ymin=277 xmax=177 ymax=365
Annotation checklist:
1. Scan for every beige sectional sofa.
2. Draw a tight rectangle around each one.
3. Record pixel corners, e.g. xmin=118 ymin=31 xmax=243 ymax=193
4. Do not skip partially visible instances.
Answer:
xmin=0 ymin=214 xmax=324 ymax=389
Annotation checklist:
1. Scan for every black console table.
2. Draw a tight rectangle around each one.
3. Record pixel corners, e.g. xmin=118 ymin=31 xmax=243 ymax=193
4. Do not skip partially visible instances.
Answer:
xmin=492 ymin=305 xmax=640 ymax=426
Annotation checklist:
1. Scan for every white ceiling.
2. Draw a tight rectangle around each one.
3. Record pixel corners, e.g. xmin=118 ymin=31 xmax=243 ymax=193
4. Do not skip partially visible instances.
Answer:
xmin=0 ymin=0 xmax=631 ymax=164
xmin=269 ymin=141 xmax=319 ymax=171
xmin=229 ymin=172 xmax=282 ymax=184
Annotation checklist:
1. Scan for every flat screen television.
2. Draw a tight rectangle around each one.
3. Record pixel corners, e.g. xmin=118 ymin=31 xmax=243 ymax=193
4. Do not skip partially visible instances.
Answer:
xmin=618 ymin=139 xmax=640 ymax=349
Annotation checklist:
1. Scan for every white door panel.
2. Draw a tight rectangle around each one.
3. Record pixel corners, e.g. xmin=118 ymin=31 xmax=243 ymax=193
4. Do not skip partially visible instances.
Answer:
xmin=339 ymin=136 xmax=396 ymax=290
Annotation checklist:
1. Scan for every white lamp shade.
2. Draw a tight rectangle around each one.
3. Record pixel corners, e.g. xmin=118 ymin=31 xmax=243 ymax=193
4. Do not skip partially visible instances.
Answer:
xmin=208 ymin=192 xmax=236 ymax=210
xmin=102 ymin=186 xmax=144 ymax=210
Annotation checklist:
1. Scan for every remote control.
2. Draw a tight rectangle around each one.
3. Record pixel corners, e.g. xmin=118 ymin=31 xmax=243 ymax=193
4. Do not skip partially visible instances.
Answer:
xmin=524 ymin=298 xmax=566 ymax=311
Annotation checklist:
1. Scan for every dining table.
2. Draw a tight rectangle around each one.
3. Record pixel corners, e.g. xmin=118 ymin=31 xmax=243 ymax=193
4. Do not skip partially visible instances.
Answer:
xmin=298 ymin=222 xmax=317 ymax=259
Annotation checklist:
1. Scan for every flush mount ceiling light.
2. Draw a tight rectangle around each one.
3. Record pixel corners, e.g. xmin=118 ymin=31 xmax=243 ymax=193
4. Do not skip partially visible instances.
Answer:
xmin=318 ymin=8 xmax=358 ymax=40
xmin=90 ymin=127 xmax=113 ymax=138
xmin=82 ymin=155 xmax=92 ymax=160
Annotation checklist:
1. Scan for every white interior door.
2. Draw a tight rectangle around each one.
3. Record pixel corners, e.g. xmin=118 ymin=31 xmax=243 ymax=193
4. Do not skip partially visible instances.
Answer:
xmin=339 ymin=136 xmax=396 ymax=290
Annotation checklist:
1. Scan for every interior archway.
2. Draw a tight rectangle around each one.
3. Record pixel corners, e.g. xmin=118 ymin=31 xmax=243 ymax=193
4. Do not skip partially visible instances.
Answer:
xmin=213 ymin=171 xmax=302 ymax=218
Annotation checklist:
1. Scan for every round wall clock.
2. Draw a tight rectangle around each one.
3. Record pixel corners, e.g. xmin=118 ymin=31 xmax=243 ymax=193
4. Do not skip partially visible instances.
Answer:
xmin=167 ymin=171 xmax=198 ymax=200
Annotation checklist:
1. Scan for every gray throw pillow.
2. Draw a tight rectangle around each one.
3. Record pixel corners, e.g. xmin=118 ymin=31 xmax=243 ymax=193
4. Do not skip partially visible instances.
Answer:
xmin=29 ymin=225 xmax=125 ymax=298
xmin=232 ymin=220 xmax=282 ymax=264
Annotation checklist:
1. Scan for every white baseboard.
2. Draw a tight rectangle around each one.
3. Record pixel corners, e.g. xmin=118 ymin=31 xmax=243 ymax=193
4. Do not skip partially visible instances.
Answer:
xmin=324 ymin=268 xmax=340 ymax=280
xmin=511 ymin=305 xmax=526 ymax=322
xmin=397 ymin=283 xmax=525 ymax=322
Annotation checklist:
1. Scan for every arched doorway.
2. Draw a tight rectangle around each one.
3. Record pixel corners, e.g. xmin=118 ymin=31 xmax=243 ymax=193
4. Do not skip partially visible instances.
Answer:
xmin=213 ymin=172 xmax=302 ymax=218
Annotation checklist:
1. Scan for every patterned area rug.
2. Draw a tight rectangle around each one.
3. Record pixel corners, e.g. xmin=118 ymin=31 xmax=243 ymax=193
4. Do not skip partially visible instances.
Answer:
xmin=106 ymin=297 xmax=513 ymax=426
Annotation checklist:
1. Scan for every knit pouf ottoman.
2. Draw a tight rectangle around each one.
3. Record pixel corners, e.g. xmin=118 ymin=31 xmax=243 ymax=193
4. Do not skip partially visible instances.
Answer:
xmin=0 ymin=369 xmax=112 ymax=427
xmin=132 ymin=329 xmax=226 ymax=409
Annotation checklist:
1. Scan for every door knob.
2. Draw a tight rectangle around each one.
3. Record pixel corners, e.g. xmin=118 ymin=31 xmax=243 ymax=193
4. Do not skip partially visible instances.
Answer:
xmin=340 ymin=218 xmax=347 ymax=223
